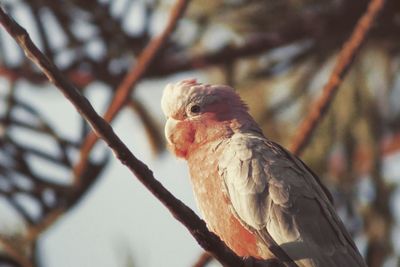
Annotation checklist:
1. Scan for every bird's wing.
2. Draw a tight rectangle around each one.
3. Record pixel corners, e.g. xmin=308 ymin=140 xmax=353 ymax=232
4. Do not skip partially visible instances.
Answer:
xmin=218 ymin=133 xmax=366 ymax=267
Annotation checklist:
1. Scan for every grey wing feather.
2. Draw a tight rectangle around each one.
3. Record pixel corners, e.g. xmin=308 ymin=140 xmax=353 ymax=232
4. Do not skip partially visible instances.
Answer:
xmin=218 ymin=133 xmax=366 ymax=267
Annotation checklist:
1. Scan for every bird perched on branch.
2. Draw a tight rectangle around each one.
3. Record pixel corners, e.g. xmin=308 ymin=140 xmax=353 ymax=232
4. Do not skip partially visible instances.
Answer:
xmin=161 ymin=79 xmax=366 ymax=267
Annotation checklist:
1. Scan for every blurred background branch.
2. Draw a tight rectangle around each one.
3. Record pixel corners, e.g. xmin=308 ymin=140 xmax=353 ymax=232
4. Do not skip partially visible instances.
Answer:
xmin=289 ymin=0 xmax=386 ymax=156
xmin=73 ymin=0 xmax=189 ymax=181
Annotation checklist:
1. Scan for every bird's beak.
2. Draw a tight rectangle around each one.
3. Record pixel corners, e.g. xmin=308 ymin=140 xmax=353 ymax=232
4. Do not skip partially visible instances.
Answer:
xmin=165 ymin=117 xmax=179 ymax=145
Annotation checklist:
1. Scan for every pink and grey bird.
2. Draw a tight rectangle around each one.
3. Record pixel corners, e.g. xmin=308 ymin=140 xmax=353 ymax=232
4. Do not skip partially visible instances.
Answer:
xmin=161 ymin=79 xmax=366 ymax=267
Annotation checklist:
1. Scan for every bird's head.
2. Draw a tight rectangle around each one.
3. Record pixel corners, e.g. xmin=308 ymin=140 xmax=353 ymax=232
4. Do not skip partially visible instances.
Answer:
xmin=161 ymin=79 xmax=258 ymax=159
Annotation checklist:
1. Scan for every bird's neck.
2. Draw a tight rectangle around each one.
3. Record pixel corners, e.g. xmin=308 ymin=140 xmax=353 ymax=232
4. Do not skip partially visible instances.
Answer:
xmin=187 ymin=114 xmax=263 ymax=157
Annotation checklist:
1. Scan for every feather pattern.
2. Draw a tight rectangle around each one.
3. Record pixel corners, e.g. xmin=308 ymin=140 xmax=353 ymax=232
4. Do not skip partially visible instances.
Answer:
xmin=218 ymin=132 xmax=367 ymax=267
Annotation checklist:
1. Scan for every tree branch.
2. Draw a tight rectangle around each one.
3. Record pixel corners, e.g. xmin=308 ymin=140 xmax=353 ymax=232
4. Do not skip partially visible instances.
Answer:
xmin=289 ymin=0 xmax=387 ymax=156
xmin=0 ymin=5 xmax=283 ymax=267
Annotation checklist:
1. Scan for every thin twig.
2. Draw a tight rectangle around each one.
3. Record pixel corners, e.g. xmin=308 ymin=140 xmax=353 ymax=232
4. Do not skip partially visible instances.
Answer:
xmin=289 ymin=0 xmax=387 ymax=156
xmin=127 ymin=98 xmax=165 ymax=154
xmin=73 ymin=0 xmax=189 ymax=178
xmin=261 ymin=57 xmax=322 ymax=123
xmin=0 ymin=6 xmax=283 ymax=267
xmin=0 ymin=238 xmax=32 ymax=267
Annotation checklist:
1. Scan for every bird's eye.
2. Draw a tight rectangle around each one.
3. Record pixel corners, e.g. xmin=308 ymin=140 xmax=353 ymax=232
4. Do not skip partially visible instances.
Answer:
xmin=190 ymin=104 xmax=201 ymax=114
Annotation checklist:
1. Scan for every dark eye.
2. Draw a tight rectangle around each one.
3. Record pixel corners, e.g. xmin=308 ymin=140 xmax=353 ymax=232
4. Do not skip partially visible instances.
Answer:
xmin=190 ymin=104 xmax=201 ymax=114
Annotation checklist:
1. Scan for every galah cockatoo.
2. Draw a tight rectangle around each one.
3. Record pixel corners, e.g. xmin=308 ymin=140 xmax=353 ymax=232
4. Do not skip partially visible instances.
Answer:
xmin=161 ymin=79 xmax=366 ymax=267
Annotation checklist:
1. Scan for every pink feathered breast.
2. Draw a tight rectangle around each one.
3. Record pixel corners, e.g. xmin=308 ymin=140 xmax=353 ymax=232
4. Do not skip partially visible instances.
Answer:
xmin=188 ymin=143 xmax=263 ymax=258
